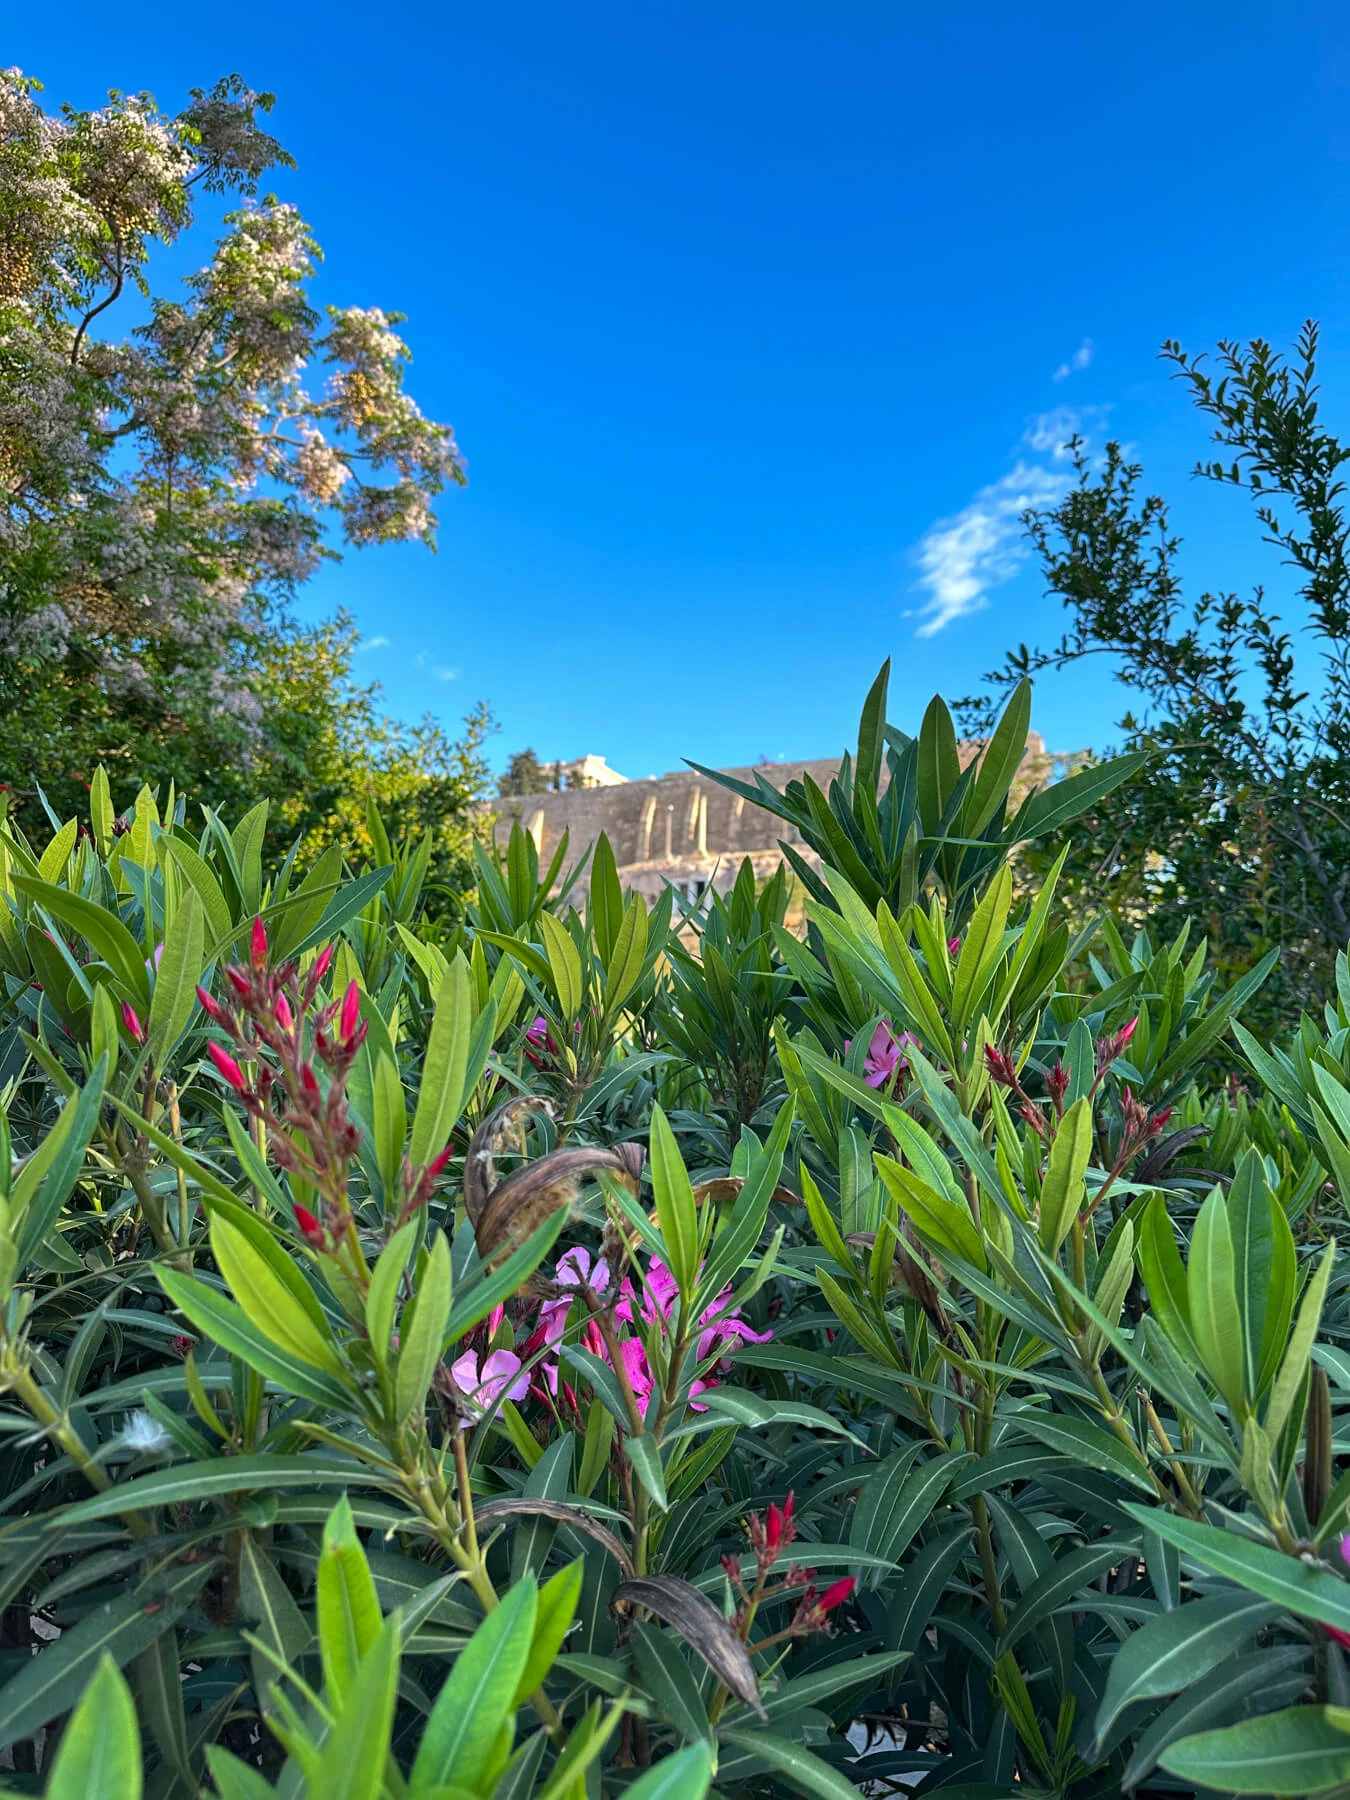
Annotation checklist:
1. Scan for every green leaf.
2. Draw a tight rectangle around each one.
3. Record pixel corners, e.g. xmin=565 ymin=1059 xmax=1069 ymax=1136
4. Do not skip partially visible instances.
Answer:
xmin=1009 ymin=750 xmax=1152 ymax=844
xmin=395 ymin=1233 xmax=452 ymax=1425
xmin=1000 ymin=1540 xmax=1139 ymax=1654
xmin=157 ymin=1266 xmax=354 ymax=1410
xmin=1137 ymin=1193 xmax=1198 ymax=1364
xmin=317 ymin=1495 xmax=384 ymax=1711
xmin=37 ymin=818 xmax=78 ymax=884
xmin=648 ymin=1105 xmax=699 ymax=1299
xmin=1124 ymin=1507 xmax=1350 ymax=1634
xmin=1093 ymin=1590 xmax=1283 ymax=1747
xmin=60 ymin=1454 xmax=371 ymax=1523
xmin=159 ymin=835 xmax=233 ymax=949
xmin=88 ymin=768 xmax=114 ymax=856
xmin=1188 ymin=1188 xmax=1246 ymax=1414
xmin=603 ymin=892 xmax=649 ymax=1016
xmin=626 ymin=1433 xmax=668 ymax=1509
xmin=720 ymin=1728 xmax=862 ymax=1800
xmin=365 ymin=1220 xmax=417 ymax=1377
xmin=886 ymin=1527 xmax=972 ymax=1655
xmin=14 ymin=1057 xmax=107 ymax=1269
xmin=313 ymin=1612 xmax=402 ymax=1800
xmin=130 ymin=1626 xmax=190 ymax=1787
xmin=1267 ymin=1239 xmax=1336 ymax=1441
xmin=1161 ymin=1705 xmax=1350 ymax=1795
xmin=513 ymin=1558 xmax=582 ymax=1708
xmin=12 ymin=875 xmax=150 ymax=1008
xmin=874 ymin=1155 xmax=986 ymax=1270
xmin=694 ymin=1389 xmax=867 ymax=1447
xmin=965 ymin=677 xmax=1032 ymax=837
xmin=619 ymin=1745 xmax=714 ymax=1800
xmin=207 ymin=1210 xmax=343 ymax=1374
xmin=410 ymin=1578 xmax=537 ymax=1791
xmin=410 ymin=954 xmax=488 ymax=1166
xmin=42 ymin=1654 xmax=141 ymax=1800
xmin=239 ymin=1534 xmax=311 ymax=1670
xmin=1120 ymin=1647 xmax=1310 ymax=1792
xmin=539 ymin=912 xmax=584 ymax=1021
xmin=1039 ymin=1097 xmax=1092 ymax=1255
xmin=147 ymin=889 xmax=203 ymax=1061
xmin=756 ymin=1650 xmax=911 ymax=1723
xmin=0 ymin=1560 xmax=209 ymax=1752
xmin=848 ymin=1452 xmax=963 ymax=1589
xmin=633 ymin=1622 xmax=710 ymax=1742
xmin=1011 ymin=1410 xmax=1154 ymax=1492
xmin=444 ymin=1209 xmax=567 ymax=1344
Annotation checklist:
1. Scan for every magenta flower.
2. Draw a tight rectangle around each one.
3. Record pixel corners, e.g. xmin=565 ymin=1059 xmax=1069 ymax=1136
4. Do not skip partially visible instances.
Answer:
xmin=534 ymin=1248 xmax=612 ymax=1393
xmin=534 ymin=1249 xmax=771 ymax=1412
xmin=844 ymin=1021 xmax=919 ymax=1089
xmin=448 ymin=1348 xmax=529 ymax=1411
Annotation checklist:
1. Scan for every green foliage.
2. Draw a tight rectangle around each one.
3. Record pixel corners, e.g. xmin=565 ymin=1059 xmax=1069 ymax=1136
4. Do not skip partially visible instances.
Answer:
xmin=7 ymin=665 xmax=1350 ymax=1798
xmin=972 ymin=321 xmax=1350 ymax=1029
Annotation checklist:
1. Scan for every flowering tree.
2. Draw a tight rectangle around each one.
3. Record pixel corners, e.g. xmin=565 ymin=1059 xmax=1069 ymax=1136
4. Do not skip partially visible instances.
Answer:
xmin=0 ymin=67 xmax=470 ymax=835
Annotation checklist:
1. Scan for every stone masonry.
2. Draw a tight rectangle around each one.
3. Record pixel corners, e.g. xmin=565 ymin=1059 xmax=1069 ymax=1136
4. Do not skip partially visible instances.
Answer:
xmin=488 ymin=737 xmax=1048 ymax=911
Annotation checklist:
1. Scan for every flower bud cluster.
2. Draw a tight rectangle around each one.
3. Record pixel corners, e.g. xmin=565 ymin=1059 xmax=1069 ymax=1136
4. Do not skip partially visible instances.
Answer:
xmin=197 ymin=919 xmax=454 ymax=1251
xmin=721 ymin=1491 xmax=856 ymax=1643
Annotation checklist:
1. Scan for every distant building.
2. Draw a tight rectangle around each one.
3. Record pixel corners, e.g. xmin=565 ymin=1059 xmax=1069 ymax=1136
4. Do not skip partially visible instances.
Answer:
xmin=488 ymin=737 xmax=1049 ymax=913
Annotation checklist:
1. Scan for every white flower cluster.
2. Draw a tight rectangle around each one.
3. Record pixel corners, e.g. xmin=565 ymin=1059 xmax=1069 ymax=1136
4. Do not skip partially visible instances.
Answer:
xmin=0 ymin=66 xmax=468 ymax=731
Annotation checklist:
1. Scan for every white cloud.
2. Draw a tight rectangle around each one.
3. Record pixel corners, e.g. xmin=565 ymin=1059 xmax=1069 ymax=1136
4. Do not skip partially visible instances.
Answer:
xmin=433 ymin=665 xmax=460 ymax=682
xmin=356 ymin=634 xmax=390 ymax=653
xmin=910 ymin=462 xmax=1069 ymax=637
xmin=907 ymin=403 xmax=1117 ymax=636
xmin=1022 ymin=406 xmax=1084 ymax=460
xmin=1052 ymin=338 xmax=1093 ymax=382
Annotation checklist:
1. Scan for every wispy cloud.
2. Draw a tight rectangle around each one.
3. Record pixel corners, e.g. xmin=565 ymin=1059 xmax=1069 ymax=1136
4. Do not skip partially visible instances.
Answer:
xmin=908 ymin=406 xmax=1109 ymax=637
xmin=433 ymin=665 xmax=460 ymax=682
xmin=1021 ymin=406 xmax=1089 ymax=460
xmin=910 ymin=461 xmax=1068 ymax=638
xmin=1052 ymin=338 xmax=1093 ymax=382
xmin=356 ymin=634 xmax=390 ymax=653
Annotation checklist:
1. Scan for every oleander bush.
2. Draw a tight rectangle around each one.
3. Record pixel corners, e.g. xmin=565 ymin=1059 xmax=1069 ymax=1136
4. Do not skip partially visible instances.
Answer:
xmin=5 ymin=668 xmax=1350 ymax=1798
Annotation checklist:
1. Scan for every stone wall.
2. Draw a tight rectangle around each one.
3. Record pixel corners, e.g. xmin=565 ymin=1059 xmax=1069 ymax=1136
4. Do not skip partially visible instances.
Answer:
xmin=487 ymin=735 xmax=1048 ymax=909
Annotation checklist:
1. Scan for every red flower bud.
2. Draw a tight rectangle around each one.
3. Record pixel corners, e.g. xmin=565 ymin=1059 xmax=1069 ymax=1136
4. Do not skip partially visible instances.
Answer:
xmin=207 ymin=1041 xmax=248 ymax=1094
xmin=250 ymin=915 xmax=268 ymax=967
xmin=426 ymin=1142 xmax=455 ymax=1181
xmin=339 ymin=981 xmax=361 ymax=1042
xmin=225 ymin=965 xmax=250 ymax=996
xmin=293 ymin=1204 xmax=326 ymax=1249
xmin=120 ymin=1001 xmax=144 ymax=1044
xmin=195 ymin=985 xmax=223 ymax=1021
xmin=818 ymin=1576 xmax=855 ymax=1613
xmin=312 ymin=943 xmax=334 ymax=983
xmin=275 ymin=993 xmax=293 ymax=1030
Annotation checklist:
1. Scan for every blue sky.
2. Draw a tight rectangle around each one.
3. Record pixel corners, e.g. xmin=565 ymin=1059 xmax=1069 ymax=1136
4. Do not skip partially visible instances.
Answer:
xmin=15 ymin=2 xmax=1350 ymax=775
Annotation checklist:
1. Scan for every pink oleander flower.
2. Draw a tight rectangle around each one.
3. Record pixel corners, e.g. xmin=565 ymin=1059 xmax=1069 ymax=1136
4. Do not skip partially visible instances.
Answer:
xmin=534 ymin=1248 xmax=612 ymax=1392
xmin=448 ymin=1347 xmax=529 ymax=1411
xmin=535 ymin=1250 xmax=771 ymax=1411
xmin=617 ymin=1256 xmax=773 ymax=1402
xmin=844 ymin=1021 xmax=919 ymax=1089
